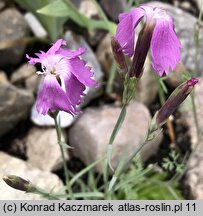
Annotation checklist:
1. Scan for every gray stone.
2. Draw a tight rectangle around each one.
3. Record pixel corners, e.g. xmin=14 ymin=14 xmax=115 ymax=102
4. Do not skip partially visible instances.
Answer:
xmin=24 ymin=12 xmax=47 ymax=38
xmin=179 ymin=77 xmax=203 ymax=147
xmin=11 ymin=63 xmax=36 ymax=84
xmin=179 ymin=78 xmax=203 ymax=199
xmin=31 ymin=105 xmax=76 ymax=128
xmin=11 ymin=63 xmax=40 ymax=94
xmin=0 ymin=0 xmax=5 ymax=11
xmin=0 ymin=71 xmax=8 ymax=84
xmin=0 ymin=82 xmax=34 ymax=137
xmin=100 ymin=0 xmax=127 ymax=21
xmin=96 ymin=33 xmax=114 ymax=75
xmin=25 ymin=127 xmax=69 ymax=171
xmin=69 ymin=102 xmax=162 ymax=172
xmin=0 ymin=151 xmax=63 ymax=200
xmin=185 ymin=136 xmax=203 ymax=199
xmin=0 ymin=9 xmax=29 ymax=67
xmin=166 ymin=62 xmax=186 ymax=88
xmin=147 ymin=2 xmax=203 ymax=75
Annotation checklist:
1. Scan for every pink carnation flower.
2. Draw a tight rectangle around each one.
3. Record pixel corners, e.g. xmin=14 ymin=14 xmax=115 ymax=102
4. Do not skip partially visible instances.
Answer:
xmin=27 ymin=39 xmax=96 ymax=115
xmin=116 ymin=5 xmax=181 ymax=76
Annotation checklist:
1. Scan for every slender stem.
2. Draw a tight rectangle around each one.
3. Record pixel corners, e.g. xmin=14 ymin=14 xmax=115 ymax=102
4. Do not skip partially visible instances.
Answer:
xmin=53 ymin=115 xmax=73 ymax=199
xmin=190 ymin=92 xmax=200 ymax=140
xmin=104 ymin=104 xmax=127 ymax=199
xmin=35 ymin=187 xmax=60 ymax=200
xmin=194 ymin=1 xmax=203 ymax=76
xmin=108 ymin=126 xmax=156 ymax=191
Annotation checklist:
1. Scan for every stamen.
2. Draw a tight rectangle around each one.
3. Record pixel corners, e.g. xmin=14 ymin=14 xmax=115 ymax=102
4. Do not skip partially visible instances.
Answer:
xmin=36 ymin=71 xmax=45 ymax=75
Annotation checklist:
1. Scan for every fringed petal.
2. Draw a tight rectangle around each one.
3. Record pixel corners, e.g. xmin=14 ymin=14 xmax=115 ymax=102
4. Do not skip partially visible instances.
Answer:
xmin=69 ymin=57 xmax=97 ymax=87
xmin=150 ymin=19 xmax=181 ymax=76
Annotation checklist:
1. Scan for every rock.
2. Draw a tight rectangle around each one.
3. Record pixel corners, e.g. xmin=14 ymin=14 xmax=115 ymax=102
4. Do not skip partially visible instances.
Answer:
xmin=180 ymin=78 xmax=203 ymax=199
xmin=185 ymin=136 xmax=203 ymax=199
xmin=25 ymin=127 xmax=69 ymax=171
xmin=173 ymin=0 xmax=198 ymax=14
xmin=69 ymin=102 xmax=162 ymax=172
xmin=71 ymin=0 xmax=106 ymax=45
xmin=166 ymin=62 xmax=186 ymax=88
xmin=24 ymin=12 xmax=47 ymax=38
xmin=0 ymin=0 xmax=5 ymax=11
xmin=0 ymin=82 xmax=34 ymax=137
xmin=100 ymin=0 xmax=127 ymax=21
xmin=11 ymin=63 xmax=36 ymax=83
xmin=25 ymin=75 xmax=41 ymax=94
xmin=96 ymin=33 xmax=114 ymax=75
xmin=147 ymin=2 xmax=203 ymax=76
xmin=179 ymin=77 xmax=203 ymax=147
xmin=0 ymin=9 xmax=29 ymax=67
xmin=0 ymin=151 xmax=63 ymax=200
xmin=31 ymin=105 xmax=76 ymax=128
xmin=11 ymin=63 xmax=40 ymax=93
xmin=0 ymin=71 xmax=8 ymax=83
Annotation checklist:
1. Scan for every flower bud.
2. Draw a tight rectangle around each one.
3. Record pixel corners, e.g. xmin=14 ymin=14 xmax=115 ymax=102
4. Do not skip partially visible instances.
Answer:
xmin=3 ymin=175 xmax=36 ymax=192
xmin=129 ymin=20 xmax=155 ymax=78
xmin=111 ymin=37 xmax=128 ymax=74
xmin=156 ymin=78 xmax=198 ymax=127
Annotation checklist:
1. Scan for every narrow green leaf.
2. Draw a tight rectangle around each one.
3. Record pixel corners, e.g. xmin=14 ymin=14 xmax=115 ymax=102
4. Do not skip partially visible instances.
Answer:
xmin=37 ymin=0 xmax=116 ymax=33
xmin=109 ymin=105 xmax=127 ymax=145
xmin=60 ymin=142 xmax=73 ymax=149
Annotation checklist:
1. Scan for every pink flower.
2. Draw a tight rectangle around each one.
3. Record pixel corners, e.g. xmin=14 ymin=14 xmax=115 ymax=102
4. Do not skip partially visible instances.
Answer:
xmin=27 ymin=39 xmax=96 ymax=115
xmin=116 ymin=5 xmax=181 ymax=76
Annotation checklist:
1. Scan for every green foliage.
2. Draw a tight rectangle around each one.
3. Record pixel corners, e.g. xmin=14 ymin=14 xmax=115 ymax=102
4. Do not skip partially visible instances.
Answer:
xmin=162 ymin=150 xmax=185 ymax=174
xmin=37 ymin=0 xmax=116 ymax=34
xmin=14 ymin=0 xmax=67 ymax=41
xmin=113 ymin=157 xmax=184 ymax=200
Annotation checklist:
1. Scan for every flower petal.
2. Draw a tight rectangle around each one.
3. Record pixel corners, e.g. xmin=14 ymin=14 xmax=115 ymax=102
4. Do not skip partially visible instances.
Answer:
xmin=150 ymin=19 xmax=181 ymax=76
xmin=64 ymin=74 xmax=86 ymax=105
xmin=47 ymin=39 xmax=66 ymax=54
xmin=26 ymin=54 xmax=42 ymax=65
xmin=36 ymin=75 xmax=76 ymax=115
xmin=116 ymin=8 xmax=145 ymax=57
xmin=57 ymin=47 xmax=86 ymax=59
xmin=69 ymin=57 xmax=97 ymax=87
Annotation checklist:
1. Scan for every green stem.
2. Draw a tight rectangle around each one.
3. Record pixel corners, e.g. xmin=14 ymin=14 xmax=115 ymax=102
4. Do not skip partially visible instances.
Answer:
xmin=156 ymin=76 xmax=166 ymax=105
xmin=194 ymin=1 xmax=203 ymax=76
xmin=34 ymin=187 xmax=60 ymax=200
xmin=190 ymin=92 xmax=200 ymax=140
xmin=108 ymin=126 xmax=159 ymax=191
xmin=104 ymin=104 xmax=127 ymax=199
xmin=53 ymin=115 xmax=73 ymax=199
